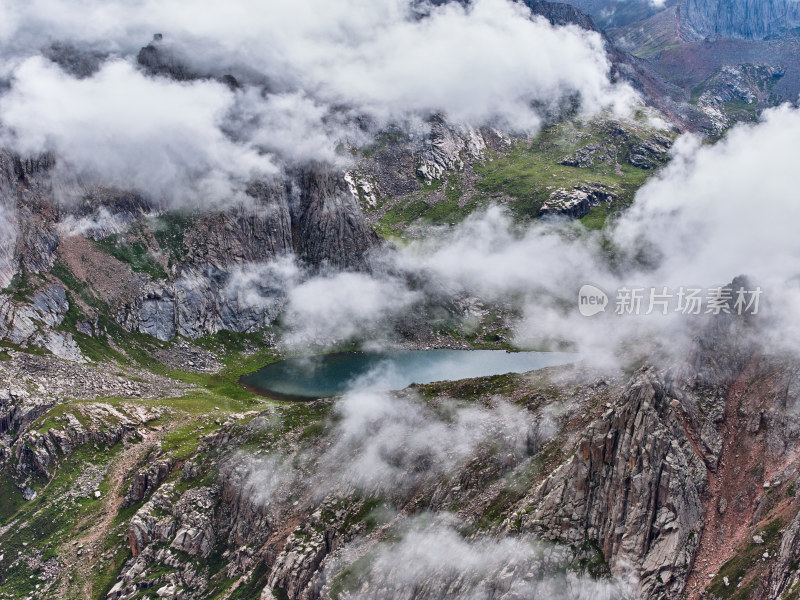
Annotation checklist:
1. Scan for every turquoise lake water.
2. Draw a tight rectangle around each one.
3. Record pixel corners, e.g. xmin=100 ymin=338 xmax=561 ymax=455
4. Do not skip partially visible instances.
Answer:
xmin=240 ymin=350 xmax=578 ymax=400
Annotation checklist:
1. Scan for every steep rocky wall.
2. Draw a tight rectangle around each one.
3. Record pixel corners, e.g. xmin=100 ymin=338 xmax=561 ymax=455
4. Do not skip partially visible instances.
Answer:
xmin=526 ymin=368 xmax=708 ymax=598
xmin=0 ymin=143 xmax=383 ymax=344
xmin=685 ymin=0 xmax=800 ymax=40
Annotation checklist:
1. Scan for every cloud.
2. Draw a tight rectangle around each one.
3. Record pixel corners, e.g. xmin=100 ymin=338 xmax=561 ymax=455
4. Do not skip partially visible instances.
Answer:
xmin=316 ymin=389 xmax=537 ymax=494
xmin=398 ymin=207 xmax=604 ymax=301
xmin=230 ymin=90 xmax=370 ymax=167
xmin=0 ymin=57 xmax=276 ymax=207
xmin=281 ymin=271 xmax=422 ymax=349
xmin=221 ymin=257 xmax=301 ymax=310
xmin=57 ymin=206 xmax=136 ymax=239
xmin=614 ymin=105 xmax=800 ymax=288
xmin=330 ymin=514 xmax=639 ymax=599
xmin=1 ymin=0 xmax=635 ymax=129
xmin=240 ymin=374 xmax=556 ymax=503
xmin=0 ymin=0 xmax=637 ymax=209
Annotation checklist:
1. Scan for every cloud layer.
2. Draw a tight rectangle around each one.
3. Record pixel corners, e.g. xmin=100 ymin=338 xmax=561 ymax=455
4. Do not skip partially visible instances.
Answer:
xmin=249 ymin=104 xmax=800 ymax=365
xmin=0 ymin=57 xmax=275 ymax=207
xmin=340 ymin=515 xmax=638 ymax=599
xmin=0 ymin=0 xmax=636 ymax=205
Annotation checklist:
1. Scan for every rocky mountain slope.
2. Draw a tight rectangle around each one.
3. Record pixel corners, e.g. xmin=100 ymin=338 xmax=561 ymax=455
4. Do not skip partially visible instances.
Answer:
xmin=683 ymin=0 xmax=800 ymax=40
xmin=2 ymin=3 xmax=799 ymax=600
xmin=558 ymin=0 xmax=800 ymax=134
xmin=563 ymin=0 xmax=800 ymax=40
xmin=2 ymin=286 xmax=800 ymax=600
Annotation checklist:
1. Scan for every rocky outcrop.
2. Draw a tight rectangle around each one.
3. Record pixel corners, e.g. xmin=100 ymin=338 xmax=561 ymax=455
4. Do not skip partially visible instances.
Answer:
xmin=415 ymin=116 xmax=488 ymax=183
xmin=128 ymin=485 xmax=180 ymax=557
xmin=13 ymin=402 xmax=164 ymax=478
xmin=0 ymin=151 xmax=59 ymax=288
xmin=539 ymin=183 xmax=618 ymax=219
xmin=525 ymin=369 xmax=707 ymax=598
xmin=559 ymin=143 xmax=615 ymax=168
xmin=768 ymin=511 xmax=800 ymax=598
xmin=694 ymin=64 xmax=787 ymax=134
xmin=124 ymin=457 xmax=174 ymax=507
xmin=169 ymin=487 xmax=218 ymax=557
xmin=293 ymin=166 xmax=383 ymax=272
xmin=118 ymin=263 xmax=287 ymax=341
xmin=628 ymin=134 xmax=673 ymax=169
xmin=522 ymin=0 xmax=600 ymax=30
xmin=0 ymin=285 xmax=84 ymax=361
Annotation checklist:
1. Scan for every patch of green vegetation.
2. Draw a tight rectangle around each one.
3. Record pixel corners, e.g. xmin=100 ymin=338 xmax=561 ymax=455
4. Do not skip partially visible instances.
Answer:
xmin=150 ymin=212 xmax=195 ymax=266
xmin=341 ymin=497 xmax=385 ymax=534
xmin=0 ymin=444 xmax=125 ymax=596
xmin=329 ymin=554 xmax=372 ymax=599
xmin=358 ymin=130 xmax=410 ymax=160
xmin=32 ymin=403 xmax=92 ymax=435
xmin=474 ymin=122 xmax=655 ymax=220
xmin=159 ymin=420 xmax=219 ymax=463
xmin=2 ymin=267 xmax=36 ymax=302
xmin=721 ymin=98 xmax=759 ymax=122
xmin=94 ymin=233 xmax=167 ymax=280
xmin=417 ymin=372 xmax=524 ymax=402
xmin=378 ymin=180 xmax=487 ymax=233
xmin=708 ymin=518 xmax=784 ymax=599
xmin=88 ymin=537 xmax=133 ymax=600
xmin=574 ymin=539 xmax=611 ymax=579
xmin=633 ymin=41 xmax=681 ymax=60
xmin=46 ymin=267 xmax=133 ymax=364
xmin=429 ymin=306 xmax=516 ymax=350
xmin=224 ymin=561 xmax=272 ymax=600
xmin=471 ymin=452 xmax=554 ymax=532
xmin=580 ymin=204 xmax=613 ymax=231
xmin=0 ymin=471 xmax=27 ymax=526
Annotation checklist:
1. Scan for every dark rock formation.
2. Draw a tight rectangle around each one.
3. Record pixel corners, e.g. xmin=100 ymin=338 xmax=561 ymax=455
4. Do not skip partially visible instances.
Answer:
xmin=293 ymin=166 xmax=383 ymax=271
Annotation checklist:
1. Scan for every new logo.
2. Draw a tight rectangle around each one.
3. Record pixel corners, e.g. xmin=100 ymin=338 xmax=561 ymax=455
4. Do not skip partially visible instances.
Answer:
xmin=578 ymin=285 xmax=608 ymax=317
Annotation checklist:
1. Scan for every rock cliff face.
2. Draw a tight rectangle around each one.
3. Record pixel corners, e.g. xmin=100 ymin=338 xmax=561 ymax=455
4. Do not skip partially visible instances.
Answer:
xmin=526 ymin=369 xmax=707 ymax=598
xmin=0 ymin=145 xmax=382 ymax=347
xmin=684 ymin=0 xmax=800 ymax=40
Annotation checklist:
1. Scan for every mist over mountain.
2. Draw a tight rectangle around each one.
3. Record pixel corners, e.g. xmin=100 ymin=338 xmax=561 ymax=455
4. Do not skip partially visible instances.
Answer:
xmin=1 ymin=1 xmax=800 ymax=600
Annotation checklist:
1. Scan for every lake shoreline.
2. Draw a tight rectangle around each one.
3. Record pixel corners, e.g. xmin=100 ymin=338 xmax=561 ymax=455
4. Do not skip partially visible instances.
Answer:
xmin=240 ymin=349 xmax=579 ymax=401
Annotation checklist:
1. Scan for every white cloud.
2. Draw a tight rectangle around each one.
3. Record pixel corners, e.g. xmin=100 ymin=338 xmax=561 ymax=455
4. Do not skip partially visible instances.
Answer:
xmin=282 ymin=271 xmax=422 ymax=348
xmin=0 ymin=57 xmax=276 ymax=207
xmin=316 ymin=389 xmax=536 ymax=493
xmin=240 ymin=380 xmax=554 ymax=504
xmin=221 ymin=257 xmax=301 ymax=310
xmin=0 ymin=0 xmax=637 ymax=202
xmin=1 ymin=0 xmax=635 ymax=131
xmin=331 ymin=514 xmax=639 ymax=599
xmin=57 ymin=206 xmax=135 ymax=238
xmin=614 ymin=105 xmax=800 ymax=288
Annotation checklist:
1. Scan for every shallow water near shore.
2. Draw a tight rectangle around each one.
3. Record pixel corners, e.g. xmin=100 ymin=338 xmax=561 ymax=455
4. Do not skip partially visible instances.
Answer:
xmin=240 ymin=349 xmax=579 ymax=400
